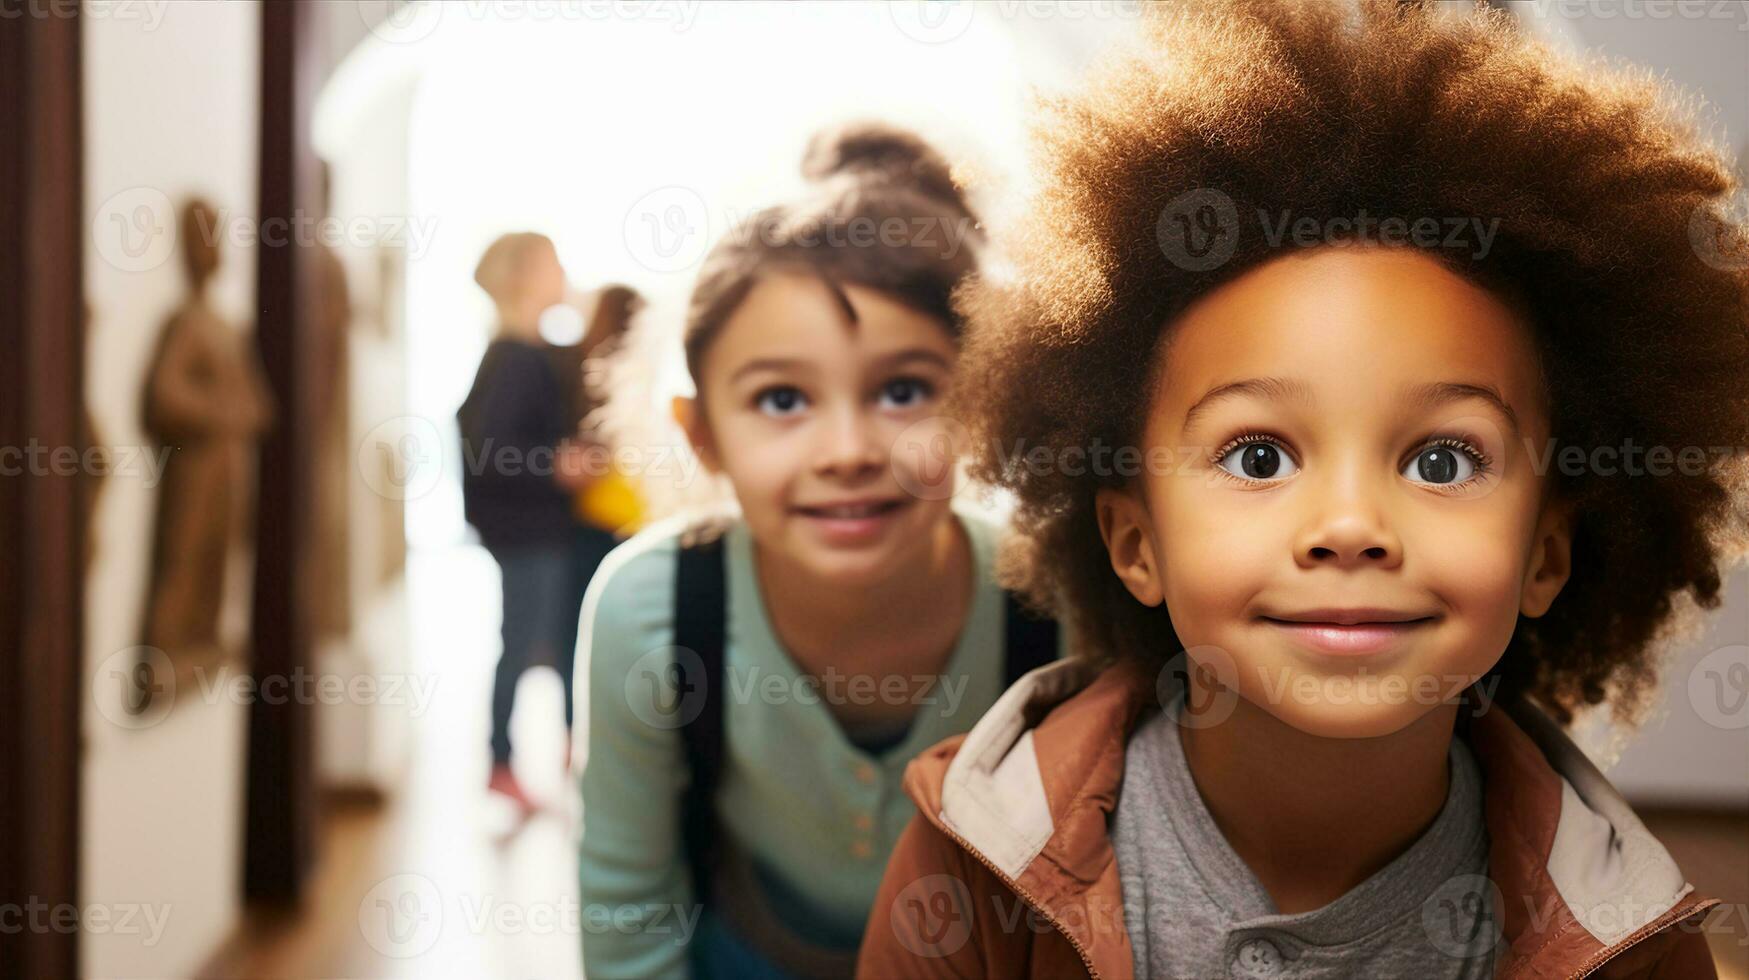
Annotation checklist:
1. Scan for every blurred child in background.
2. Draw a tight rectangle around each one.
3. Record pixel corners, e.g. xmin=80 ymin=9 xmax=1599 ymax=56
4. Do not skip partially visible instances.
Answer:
xmin=458 ymin=232 xmax=594 ymax=814
xmin=548 ymin=283 xmax=649 ymax=772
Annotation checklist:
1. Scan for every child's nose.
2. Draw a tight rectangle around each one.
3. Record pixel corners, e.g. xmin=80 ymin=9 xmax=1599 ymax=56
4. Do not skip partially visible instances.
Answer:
xmin=813 ymin=405 xmax=884 ymax=480
xmin=1292 ymin=474 xmax=1403 ymax=569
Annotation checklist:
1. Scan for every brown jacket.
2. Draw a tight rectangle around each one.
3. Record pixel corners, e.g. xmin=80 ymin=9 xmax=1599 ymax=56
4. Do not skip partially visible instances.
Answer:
xmin=858 ymin=658 xmax=1720 ymax=979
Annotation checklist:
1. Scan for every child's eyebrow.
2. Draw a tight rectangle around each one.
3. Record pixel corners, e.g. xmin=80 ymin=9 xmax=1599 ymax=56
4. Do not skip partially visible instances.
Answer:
xmin=1180 ymin=376 xmax=1522 ymax=437
xmin=871 ymin=348 xmax=953 ymax=373
xmin=1180 ymin=376 xmax=1313 ymax=435
xmin=729 ymin=357 xmax=814 ymax=384
xmin=728 ymin=349 xmax=950 ymax=385
xmin=1402 ymin=380 xmax=1521 ymax=437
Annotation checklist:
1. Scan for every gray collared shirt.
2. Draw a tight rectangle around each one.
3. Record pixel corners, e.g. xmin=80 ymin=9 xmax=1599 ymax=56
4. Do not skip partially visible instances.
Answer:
xmin=1112 ymin=698 xmax=1497 ymax=979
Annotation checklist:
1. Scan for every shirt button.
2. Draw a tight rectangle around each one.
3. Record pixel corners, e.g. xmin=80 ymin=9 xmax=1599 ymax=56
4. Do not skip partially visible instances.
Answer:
xmin=850 ymin=839 xmax=873 ymax=859
xmin=854 ymin=763 xmax=876 ymax=785
xmin=853 ymin=813 xmax=874 ymax=832
xmin=1233 ymin=937 xmax=1282 ymax=978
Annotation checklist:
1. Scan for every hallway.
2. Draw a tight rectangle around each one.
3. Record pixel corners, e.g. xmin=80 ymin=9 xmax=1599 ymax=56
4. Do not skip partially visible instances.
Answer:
xmin=203 ymin=544 xmax=583 ymax=979
xmin=6 ymin=3 xmax=1749 ymax=978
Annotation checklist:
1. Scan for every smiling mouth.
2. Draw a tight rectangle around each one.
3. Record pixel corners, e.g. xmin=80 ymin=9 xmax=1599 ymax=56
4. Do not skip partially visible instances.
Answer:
xmin=1259 ymin=614 xmax=1438 ymax=656
xmin=792 ymin=500 xmax=908 ymax=519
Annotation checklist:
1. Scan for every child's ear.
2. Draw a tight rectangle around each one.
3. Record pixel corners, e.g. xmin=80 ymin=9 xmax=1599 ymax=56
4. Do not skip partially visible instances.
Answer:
xmin=1520 ymin=494 xmax=1574 ymax=618
xmin=1096 ymin=486 xmax=1165 ymax=607
xmin=671 ymin=395 xmax=720 ymax=474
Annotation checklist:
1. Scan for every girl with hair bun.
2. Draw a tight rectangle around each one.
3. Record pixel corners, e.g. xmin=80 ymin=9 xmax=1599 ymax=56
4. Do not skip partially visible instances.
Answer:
xmin=575 ymin=123 xmax=1064 ymax=978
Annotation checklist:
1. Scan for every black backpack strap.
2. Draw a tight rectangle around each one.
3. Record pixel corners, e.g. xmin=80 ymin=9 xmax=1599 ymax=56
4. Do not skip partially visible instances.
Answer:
xmin=674 ymin=536 xmax=727 ymax=909
xmin=1001 ymin=591 xmax=1060 ymax=689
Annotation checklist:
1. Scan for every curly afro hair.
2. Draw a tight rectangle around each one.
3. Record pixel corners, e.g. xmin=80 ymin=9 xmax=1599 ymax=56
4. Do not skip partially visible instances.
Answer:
xmin=956 ymin=0 xmax=1749 ymax=724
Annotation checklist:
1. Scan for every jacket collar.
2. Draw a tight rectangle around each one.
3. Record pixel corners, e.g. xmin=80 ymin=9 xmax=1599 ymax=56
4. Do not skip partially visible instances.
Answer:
xmin=901 ymin=658 xmax=1717 ymax=979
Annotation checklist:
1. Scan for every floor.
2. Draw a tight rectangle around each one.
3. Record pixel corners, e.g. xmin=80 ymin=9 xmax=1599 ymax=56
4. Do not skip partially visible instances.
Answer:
xmin=1641 ymin=808 xmax=1749 ymax=980
xmin=203 ymin=544 xmax=584 ymax=979
xmin=199 ymin=546 xmax=1749 ymax=978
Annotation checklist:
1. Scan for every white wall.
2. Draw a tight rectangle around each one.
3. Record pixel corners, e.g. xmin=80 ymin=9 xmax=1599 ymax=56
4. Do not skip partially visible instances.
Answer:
xmin=1595 ymin=567 xmax=1749 ymax=809
xmin=82 ymin=2 xmax=260 ymax=975
xmin=313 ymin=68 xmax=420 ymax=794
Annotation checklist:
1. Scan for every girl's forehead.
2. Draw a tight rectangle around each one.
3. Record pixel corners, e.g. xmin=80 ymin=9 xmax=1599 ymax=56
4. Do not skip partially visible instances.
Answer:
xmin=708 ymin=273 xmax=955 ymax=372
xmin=1157 ymin=247 xmax=1546 ymax=426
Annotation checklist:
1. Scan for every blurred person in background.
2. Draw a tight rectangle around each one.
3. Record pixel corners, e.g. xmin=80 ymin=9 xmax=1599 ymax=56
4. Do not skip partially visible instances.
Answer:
xmin=458 ymin=232 xmax=594 ymax=814
xmin=548 ymin=283 xmax=649 ymax=769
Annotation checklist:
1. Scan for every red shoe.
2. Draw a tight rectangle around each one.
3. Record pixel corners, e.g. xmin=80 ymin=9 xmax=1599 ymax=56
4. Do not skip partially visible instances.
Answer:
xmin=487 ymin=763 xmax=537 ymax=815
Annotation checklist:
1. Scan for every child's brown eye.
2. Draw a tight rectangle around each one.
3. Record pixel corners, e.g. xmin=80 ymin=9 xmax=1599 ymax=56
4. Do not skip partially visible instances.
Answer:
xmin=878 ymin=377 xmax=933 ymax=409
xmin=755 ymin=385 xmax=808 ymax=417
xmin=1402 ymin=443 xmax=1480 ymax=485
xmin=1216 ymin=437 xmax=1298 ymax=482
xmin=1412 ymin=447 xmax=1459 ymax=483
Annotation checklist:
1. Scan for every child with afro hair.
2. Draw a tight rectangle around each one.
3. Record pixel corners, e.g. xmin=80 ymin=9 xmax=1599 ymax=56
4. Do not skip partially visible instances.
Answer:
xmin=858 ymin=1 xmax=1749 ymax=977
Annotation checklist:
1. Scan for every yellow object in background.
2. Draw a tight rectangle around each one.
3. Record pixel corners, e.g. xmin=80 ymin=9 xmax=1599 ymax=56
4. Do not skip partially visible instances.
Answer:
xmin=576 ymin=469 xmax=645 ymax=534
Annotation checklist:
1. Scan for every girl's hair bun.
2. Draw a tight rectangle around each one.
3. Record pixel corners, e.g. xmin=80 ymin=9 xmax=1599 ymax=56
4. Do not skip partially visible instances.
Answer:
xmin=675 ymin=120 xmax=984 ymax=392
xmin=800 ymin=121 xmax=967 ymax=216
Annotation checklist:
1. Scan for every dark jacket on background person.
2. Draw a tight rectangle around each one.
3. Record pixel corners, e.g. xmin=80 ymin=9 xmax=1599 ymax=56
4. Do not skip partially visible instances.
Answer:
xmin=457 ymin=337 xmax=574 ymax=553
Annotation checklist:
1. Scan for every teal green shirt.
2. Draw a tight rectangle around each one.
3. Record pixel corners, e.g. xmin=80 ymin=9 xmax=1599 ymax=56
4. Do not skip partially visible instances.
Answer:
xmin=576 ymin=504 xmax=1058 ymax=978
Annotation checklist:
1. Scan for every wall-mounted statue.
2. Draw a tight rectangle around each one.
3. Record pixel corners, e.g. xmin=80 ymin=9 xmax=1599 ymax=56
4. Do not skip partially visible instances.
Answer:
xmin=139 ymin=197 xmax=274 ymax=680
